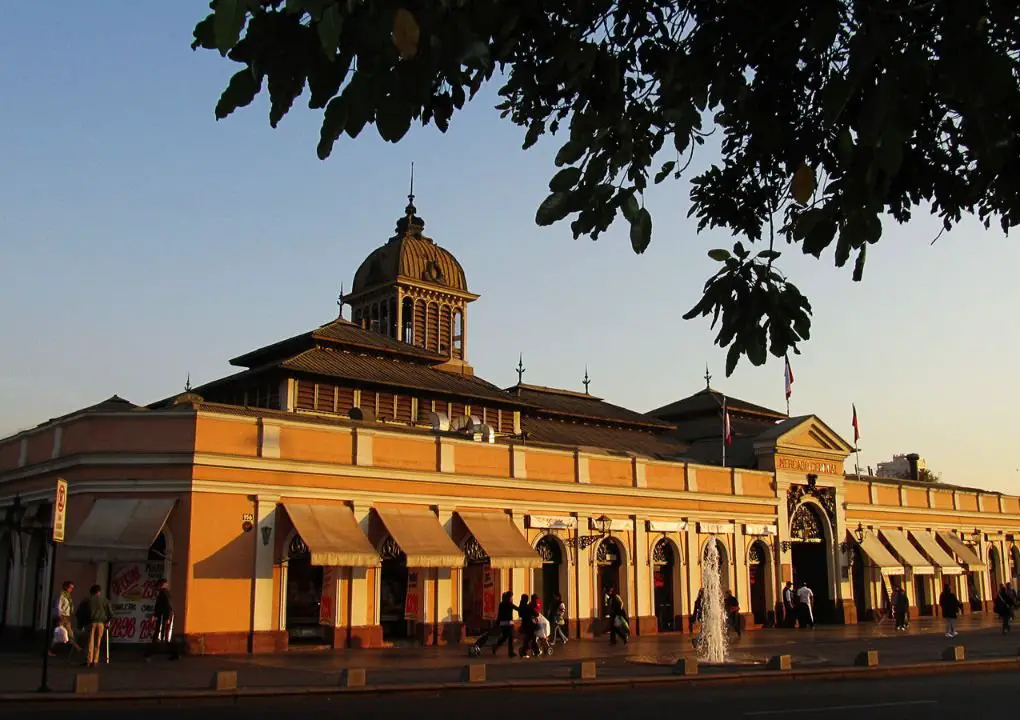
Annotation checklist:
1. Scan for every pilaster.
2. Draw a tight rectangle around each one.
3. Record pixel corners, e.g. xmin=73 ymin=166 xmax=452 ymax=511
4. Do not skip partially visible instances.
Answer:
xmin=438 ymin=438 xmax=456 ymax=473
xmin=353 ymin=428 xmax=374 ymax=466
xmin=251 ymin=494 xmax=279 ymax=632
xmin=633 ymin=515 xmax=651 ymax=629
xmin=633 ymin=458 xmax=647 ymax=489
xmin=257 ymin=419 xmax=281 ymax=459
xmin=685 ymin=465 xmax=698 ymax=492
xmin=575 ymin=451 xmax=590 ymax=484
xmin=510 ymin=445 xmax=527 ymax=479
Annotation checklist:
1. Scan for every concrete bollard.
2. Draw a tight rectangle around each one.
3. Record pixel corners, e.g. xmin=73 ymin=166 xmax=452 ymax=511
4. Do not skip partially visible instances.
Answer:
xmin=340 ymin=668 xmax=367 ymax=687
xmin=767 ymin=654 xmax=792 ymax=671
xmin=573 ymin=660 xmax=597 ymax=680
xmin=854 ymin=650 xmax=880 ymax=667
xmin=942 ymin=645 xmax=965 ymax=662
xmin=673 ymin=657 xmax=699 ymax=676
xmin=74 ymin=673 xmax=100 ymax=695
xmin=461 ymin=664 xmax=486 ymax=683
xmin=212 ymin=670 xmax=237 ymax=691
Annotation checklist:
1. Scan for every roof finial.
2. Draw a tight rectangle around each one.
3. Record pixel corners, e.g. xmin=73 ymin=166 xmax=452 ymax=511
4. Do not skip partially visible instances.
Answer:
xmin=516 ymin=353 xmax=525 ymax=384
xmin=704 ymin=364 xmax=712 ymax=389
xmin=337 ymin=282 xmax=345 ymax=318
xmin=184 ymin=373 xmax=192 ymax=393
xmin=408 ymin=161 xmax=415 ymax=206
xmin=582 ymin=365 xmax=591 ymax=395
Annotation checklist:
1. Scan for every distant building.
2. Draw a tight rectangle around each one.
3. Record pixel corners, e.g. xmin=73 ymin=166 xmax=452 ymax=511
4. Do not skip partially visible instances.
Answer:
xmin=877 ymin=454 xmax=927 ymax=479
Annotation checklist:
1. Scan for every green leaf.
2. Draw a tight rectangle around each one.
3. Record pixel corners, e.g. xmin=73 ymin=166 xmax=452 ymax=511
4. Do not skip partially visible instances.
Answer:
xmin=654 ymin=161 xmax=676 ymax=184
xmin=317 ymin=96 xmax=348 ymax=159
xmin=802 ymin=215 xmax=836 ymax=257
xmin=791 ymin=163 xmax=815 ymax=205
xmin=757 ymin=249 xmax=781 ymax=260
xmin=214 ymin=0 xmax=249 ymax=56
xmin=554 ymin=139 xmax=585 ymax=166
xmin=317 ymin=3 xmax=343 ymax=57
xmin=549 ymin=167 xmax=582 ymax=192
xmin=621 ymin=193 xmax=640 ymax=223
xmin=536 ymin=192 xmax=569 ymax=226
xmin=215 ymin=68 xmax=261 ymax=120
xmin=852 ymin=244 xmax=867 ymax=281
xmin=629 ymin=208 xmax=652 ymax=254
xmin=376 ymin=94 xmax=412 ymax=143
xmin=725 ymin=342 xmax=741 ymax=377
xmin=733 ymin=242 xmax=748 ymax=259
xmin=708 ymin=249 xmax=731 ymax=262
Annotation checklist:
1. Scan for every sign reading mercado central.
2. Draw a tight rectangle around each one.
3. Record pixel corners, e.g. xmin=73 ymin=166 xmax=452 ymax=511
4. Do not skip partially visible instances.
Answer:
xmin=776 ymin=456 xmax=841 ymax=476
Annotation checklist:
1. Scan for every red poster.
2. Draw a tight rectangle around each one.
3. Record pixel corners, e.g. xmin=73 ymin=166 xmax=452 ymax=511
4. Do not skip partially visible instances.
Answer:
xmin=319 ymin=567 xmax=337 ymax=626
xmin=404 ymin=571 xmax=420 ymax=619
xmin=482 ymin=566 xmax=496 ymax=620
xmin=108 ymin=562 xmax=164 ymax=644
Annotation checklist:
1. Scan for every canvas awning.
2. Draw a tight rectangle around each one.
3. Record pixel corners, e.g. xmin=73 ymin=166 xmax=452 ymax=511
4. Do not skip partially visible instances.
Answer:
xmin=456 ymin=510 xmax=542 ymax=569
xmin=910 ymin=531 xmax=963 ymax=575
xmin=937 ymin=531 xmax=987 ymax=571
xmin=65 ymin=498 xmax=175 ymax=563
xmin=374 ymin=506 xmax=464 ymax=568
xmin=880 ymin=529 xmax=934 ymax=575
xmin=857 ymin=531 xmax=904 ymax=576
xmin=281 ymin=502 xmax=379 ymax=567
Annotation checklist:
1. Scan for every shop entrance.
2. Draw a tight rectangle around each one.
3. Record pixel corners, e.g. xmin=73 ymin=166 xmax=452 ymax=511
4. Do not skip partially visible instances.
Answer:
xmin=652 ymin=539 xmax=676 ymax=631
xmin=285 ymin=535 xmax=325 ymax=643
xmin=596 ymin=538 xmax=623 ymax=618
xmin=533 ymin=535 xmax=563 ymax=607
xmin=789 ymin=504 xmax=831 ymax=623
xmin=379 ymin=538 xmax=409 ymax=641
xmin=748 ymin=541 xmax=769 ymax=626
xmin=850 ymin=545 xmax=867 ymax=621
xmin=461 ymin=535 xmax=490 ymax=635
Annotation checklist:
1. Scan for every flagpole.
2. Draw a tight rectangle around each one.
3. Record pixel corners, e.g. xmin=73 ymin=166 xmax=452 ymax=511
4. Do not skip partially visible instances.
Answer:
xmin=721 ymin=395 xmax=727 ymax=468
xmin=855 ymin=447 xmax=862 ymax=478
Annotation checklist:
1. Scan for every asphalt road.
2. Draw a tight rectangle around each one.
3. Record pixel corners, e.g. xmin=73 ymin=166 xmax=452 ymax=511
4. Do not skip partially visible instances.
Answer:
xmin=4 ymin=671 xmax=1020 ymax=719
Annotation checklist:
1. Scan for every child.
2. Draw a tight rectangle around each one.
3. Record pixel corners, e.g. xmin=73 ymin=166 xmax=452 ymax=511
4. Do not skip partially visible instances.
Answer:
xmin=551 ymin=594 xmax=568 ymax=644
xmin=534 ymin=612 xmax=552 ymax=656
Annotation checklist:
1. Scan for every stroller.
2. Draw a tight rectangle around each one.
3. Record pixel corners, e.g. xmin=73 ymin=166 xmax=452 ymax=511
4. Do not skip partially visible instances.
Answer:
xmin=468 ymin=626 xmax=496 ymax=657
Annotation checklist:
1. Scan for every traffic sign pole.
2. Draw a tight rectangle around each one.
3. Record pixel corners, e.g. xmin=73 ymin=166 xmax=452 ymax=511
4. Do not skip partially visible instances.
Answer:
xmin=39 ymin=479 xmax=67 ymax=693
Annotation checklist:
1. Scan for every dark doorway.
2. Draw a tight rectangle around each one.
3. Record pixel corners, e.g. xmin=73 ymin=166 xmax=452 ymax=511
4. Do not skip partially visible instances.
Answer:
xmin=285 ymin=536 xmax=325 ymax=643
xmin=461 ymin=560 xmax=487 ymax=635
xmin=791 ymin=543 xmax=830 ymax=623
xmin=380 ymin=539 xmax=409 ymax=641
xmin=850 ymin=546 xmax=867 ymax=622
xmin=533 ymin=535 xmax=563 ymax=608
xmin=988 ymin=546 xmax=1002 ymax=598
xmin=597 ymin=538 xmax=623 ymax=619
xmin=748 ymin=541 xmax=769 ymax=626
xmin=914 ymin=575 xmax=932 ymax=615
xmin=652 ymin=539 xmax=675 ymax=631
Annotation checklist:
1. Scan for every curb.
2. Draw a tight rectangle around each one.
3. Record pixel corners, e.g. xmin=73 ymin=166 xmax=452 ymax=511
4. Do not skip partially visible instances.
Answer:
xmin=2 ymin=656 xmax=1020 ymax=703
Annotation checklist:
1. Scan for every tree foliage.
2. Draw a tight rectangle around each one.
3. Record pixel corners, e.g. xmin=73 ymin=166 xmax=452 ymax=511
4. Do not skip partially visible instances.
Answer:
xmin=193 ymin=0 xmax=1020 ymax=375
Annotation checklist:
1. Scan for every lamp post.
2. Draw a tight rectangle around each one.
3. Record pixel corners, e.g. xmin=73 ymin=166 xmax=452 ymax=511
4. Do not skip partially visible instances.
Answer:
xmin=839 ymin=523 xmax=865 ymax=554
xmin=0 ymin=496 xmax=29 ymax=634
xmin=566 ymin=514 xmax=611 ymax=558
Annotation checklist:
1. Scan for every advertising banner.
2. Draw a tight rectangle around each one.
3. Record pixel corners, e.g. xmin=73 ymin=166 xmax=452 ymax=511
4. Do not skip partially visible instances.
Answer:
xmin=482 ymin=565 xmax=496 ymax=620
xmin=108 ymin=562 xmax=165 ymax=643
xmin=404 ymin=571 xmax=420 ymax=619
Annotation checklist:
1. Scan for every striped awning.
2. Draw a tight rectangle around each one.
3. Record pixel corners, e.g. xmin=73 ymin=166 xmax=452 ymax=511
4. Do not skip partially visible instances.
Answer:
xmin=937 ymin=531 xmax=987 ymax=572
xmin=857 ymin=531 xmax=904 ymax=576
xmin=880 ymin=529 xmax=934 ymax=575
xmin=456 ymin=511 xmax=542 ymax=569
xmin=374 ymin=506 xmax=464 ymax=568
xmin=281 ymin=502 xmax=379 ymax=567
xmin=910 ymin=531 xmax=963 ymax=576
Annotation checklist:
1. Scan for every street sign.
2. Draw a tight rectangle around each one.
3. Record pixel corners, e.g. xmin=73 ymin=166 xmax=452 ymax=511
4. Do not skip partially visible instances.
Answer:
xmin=52 ymin=478 xmax=67 ymax=543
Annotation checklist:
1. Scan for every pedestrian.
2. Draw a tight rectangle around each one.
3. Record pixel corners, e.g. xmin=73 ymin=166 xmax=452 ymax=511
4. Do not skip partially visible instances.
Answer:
xmin=995 ymin=584 xmax=1014 ymax=634
xmin=782 ymin=581 xmax=796 ymax=628
xmin=534 ymin=611 xmax=552 ymax=656
xmin=84 ymin=584 xmax=113 ymax=668
xmin=796 ymin=581 xmax=814 ymax=628
xmin=550 ymin=593 xmax=569 ymax=645
xmin=49 ymin=581 xmax=81 ymax=656
xmin=147 ymin=578 xmax=178 ymax=659
xmin=517 ymin=593 xmax=536 ymax=658
xmin=491 ymin=591 xmax=517 ymax=657
xmin=691 ymin=588 xmax=704 ymax=634
xmin=607 ymin=587 xmax=629 ymax=645
xmin=724 ymin=590 xmax=742 ymax=638
xmin=939 ymin=583 xmax=962 ymax=638
xmin=892 ymin=585 xmax=909 ymax=631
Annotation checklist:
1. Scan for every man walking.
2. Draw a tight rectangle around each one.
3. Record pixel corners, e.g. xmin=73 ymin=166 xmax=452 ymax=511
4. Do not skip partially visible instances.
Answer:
xmin=939 ymin=583 xmax=962 ymax=638
xmin=50 ymin=581 xmax=81 ymax=655
xmin=892 ymin=585 xmax=910 ymax=631
xmin=84 ymin=584 xmax=113 ymax=668
xmin=796 ymin=581 xmax=814 ymax=628
xmin=782 ymin=581 xmax=796 ymax=628
xmin=147 ymin=578 xmax=178 ymax=659
xmin=607 ymin=587 xmax=629 ymax=645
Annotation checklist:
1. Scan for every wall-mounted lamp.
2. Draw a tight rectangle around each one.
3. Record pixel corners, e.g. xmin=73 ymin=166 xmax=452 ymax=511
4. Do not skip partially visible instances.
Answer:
xmin=566 ymin=514 xmax=611 ymax=551
xmin=261 ymin=526 xmax=273 ymax=546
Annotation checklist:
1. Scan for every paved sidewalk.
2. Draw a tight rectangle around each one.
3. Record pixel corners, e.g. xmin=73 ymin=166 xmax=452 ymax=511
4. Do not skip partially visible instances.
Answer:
xmin=0 ymin=614 xmax=1012 ymax=695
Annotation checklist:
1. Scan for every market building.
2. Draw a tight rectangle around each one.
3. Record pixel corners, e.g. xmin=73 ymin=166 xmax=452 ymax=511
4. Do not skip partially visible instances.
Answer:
xmin=1 ymin=196 xmax=1018 ymax=654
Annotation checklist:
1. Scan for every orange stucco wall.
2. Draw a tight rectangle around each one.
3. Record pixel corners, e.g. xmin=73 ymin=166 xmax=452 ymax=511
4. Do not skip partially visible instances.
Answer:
xmin=844 ymin=483 xmax=871 ymax=504
xmin=281 ymin=426 xmax=354 ymax=465
xmin=875 ymin=486 xmax=900 ymax=506
xmin=697 ymin=469 xmax=732 ymax=495
xmin=905 ymin=488 xmax=928 ymax=509
xmin=25 ymin=430 xmax=53 ymax=466
xmin=979 ymin=495 xmax=998 ymax=513
xmin=186 ymin=492 xmax=256 ymax=634
xmin=526 ymin=451 xmax=575 ymax=483
xmin=644 ymin=462 xmax=684 ymax=491
xmin=373 ymin=435 xmax=436 ymax=472
xmin=958 ymin=494 xmax=979 ymax=512
xmin=932 ymin=492 xmax=954 ymax=510
xmin=455 ymin=443 xmax=510 ymax=478
xmin=194 ymin=417 xmax=258 ymax=457
xmin=741 ymin=473 xmax=774 ymax=497
xmin=1003 ymin=497 xmax=1020 ymax=514
xmin=588 ymin=457 xmax=632 ymax=487
xmin=61 ymin=416 xmax=197 ymax=456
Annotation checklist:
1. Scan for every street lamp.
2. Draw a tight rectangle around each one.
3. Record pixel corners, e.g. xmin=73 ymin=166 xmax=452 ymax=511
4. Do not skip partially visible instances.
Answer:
xmin=971 ymin=528 xmax=982 ymax=544
xmin=1 ymin=496 xmax=30 ymax=633
xmin=840 ymin=523 xmax=865 ymax=554
xmin=567 ymin=514 xmax=611 ymax=551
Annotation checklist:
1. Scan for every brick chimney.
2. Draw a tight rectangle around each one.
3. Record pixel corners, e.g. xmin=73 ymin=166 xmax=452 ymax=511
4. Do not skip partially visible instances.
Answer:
xmin=905 ymin=453 xmax=920 ymax=481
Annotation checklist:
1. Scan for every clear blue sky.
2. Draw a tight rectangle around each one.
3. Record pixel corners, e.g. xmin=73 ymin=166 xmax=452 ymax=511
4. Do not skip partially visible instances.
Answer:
xmin=2 ymin=3 xmax=1017 ymax=492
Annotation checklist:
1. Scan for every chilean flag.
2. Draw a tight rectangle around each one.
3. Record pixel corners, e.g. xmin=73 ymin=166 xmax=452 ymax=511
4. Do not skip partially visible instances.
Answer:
xmin=784 ymin=355 xmax=794 ymax=400
xmin=724 ymin=410 xmax=733 ymax=446
xmin=852 ymin=404 xmax=860 ymax=445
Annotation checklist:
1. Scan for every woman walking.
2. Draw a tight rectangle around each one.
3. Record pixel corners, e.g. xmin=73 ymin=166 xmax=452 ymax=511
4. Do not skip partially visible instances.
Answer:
xmin=517 ymin=593 xmax=536 ymax=658
xmin=491 ymin=591 xmax=517 ymax=657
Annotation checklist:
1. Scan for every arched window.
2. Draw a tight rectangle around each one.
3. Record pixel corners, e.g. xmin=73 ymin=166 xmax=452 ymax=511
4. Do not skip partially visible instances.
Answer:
xmin=354 ymin=308 xmax=363 ymax=327
xmin=402 ymin=297 xmax=414 ymax=343
xmin=452 ymin=310 xmax=464 ymax=359
xmin=370 ymin=303 xmax=380 ymax=333
xmin=380 ymin=301 xmax=390 ymax=337
xmin=439 ymin=305 xmax=452 ymax=355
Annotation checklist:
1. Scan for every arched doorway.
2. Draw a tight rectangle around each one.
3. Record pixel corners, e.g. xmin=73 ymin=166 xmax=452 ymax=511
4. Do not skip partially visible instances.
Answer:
xmin=652 ymin=538 xmax=678 ymax=631
xmin=379 ymin=537 xmax=409 ymax=641
xmin=596 ymin=538 xmax=624 ymax=618
xmin=748 ymin=541 xmax=770 ymax=626
xmin=850 ymin=545 xmax=867 ymax=622
xmin=460 ymin=535 xmax=489 ymax=635
xmin=988 ymin=545 xmax=1003 ymax=597
xmin=1010 ymin=546 xmax=1020 ymax=591
xmin=533 ymin=535 xmax=564 ymax=607
xmin=284 ymin=533 xmax=325 ymax=643
xmin=703 ymin=538 xmax=731 ymax=592
xmin=789 ymin=503 xmax=831 ymax=623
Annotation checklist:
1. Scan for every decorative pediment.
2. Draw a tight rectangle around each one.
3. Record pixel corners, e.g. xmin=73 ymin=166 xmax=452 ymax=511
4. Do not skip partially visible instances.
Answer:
xmin=754 ymin=415 xmax=853 ymax=459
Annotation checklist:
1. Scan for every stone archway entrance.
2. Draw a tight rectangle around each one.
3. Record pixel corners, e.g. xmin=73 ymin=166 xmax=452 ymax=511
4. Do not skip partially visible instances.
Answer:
xmin=379 ymin=537 xmax=409 ymax=641
xmin=850 ymin=545 xmax=867 ymax=622
xmin=748 ymin=541 xmax=770 ymax=626
xmin=533 ymin=535 xmax=564 ymax=606
xmin=1010 ymin=546 xmax=1020 ymax=591
xmin=989 ymin=545 xmax=1003 ymax=597
xmin=596 ymin=538 xmax=624 ymax=618
xmin=652 ymin=539 xmax=678 ymax=631
xmin=789 ymin=503 xmax=831 ymax=623
xmin=284 ymin=533 xmax=325 ymax=644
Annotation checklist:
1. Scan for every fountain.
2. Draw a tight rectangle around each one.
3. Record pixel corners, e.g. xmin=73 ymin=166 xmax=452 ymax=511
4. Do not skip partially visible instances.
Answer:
xmin=697 ymin=536 xmax=729 ymax=663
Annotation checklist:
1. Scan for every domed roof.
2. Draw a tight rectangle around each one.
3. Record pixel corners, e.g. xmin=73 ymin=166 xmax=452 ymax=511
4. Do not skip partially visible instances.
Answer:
xmin=351 ymin=199 xmax=469 ymax=295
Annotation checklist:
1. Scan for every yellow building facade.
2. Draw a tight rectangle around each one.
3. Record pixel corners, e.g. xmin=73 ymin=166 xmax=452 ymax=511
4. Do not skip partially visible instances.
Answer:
xmin=1 ymin=199 xmax=1017 ymax=654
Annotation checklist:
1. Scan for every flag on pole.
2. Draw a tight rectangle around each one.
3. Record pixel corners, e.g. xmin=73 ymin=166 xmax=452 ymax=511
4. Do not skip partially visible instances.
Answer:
xmin=784 ymin=355 xmax=794 ymax=399
xmin=724 ymin=410 xmax=733 ymax=446
xmin=852 ymin=404 xmax=860 ymax=445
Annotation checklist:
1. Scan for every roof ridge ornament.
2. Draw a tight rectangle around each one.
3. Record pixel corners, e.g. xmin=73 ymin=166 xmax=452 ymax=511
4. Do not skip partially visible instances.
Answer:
xmin=394 ymin=162 xmax=426 ymax=239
